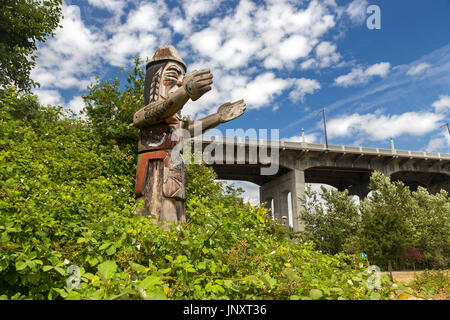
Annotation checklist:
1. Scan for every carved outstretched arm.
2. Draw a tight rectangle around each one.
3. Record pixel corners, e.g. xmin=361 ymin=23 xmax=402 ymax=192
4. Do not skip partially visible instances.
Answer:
xmin=134 ymin=69 xmax=213 ymax=128
xmin=185 ymin=99 xmax=246 ymax=136
xmin=133 ymin=87 xmax=189 ymax=128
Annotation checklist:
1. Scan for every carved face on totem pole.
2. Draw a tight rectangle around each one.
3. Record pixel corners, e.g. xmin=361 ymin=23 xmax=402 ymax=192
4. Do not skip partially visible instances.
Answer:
xmin=144 ymin=46 xmax=187 ymax=105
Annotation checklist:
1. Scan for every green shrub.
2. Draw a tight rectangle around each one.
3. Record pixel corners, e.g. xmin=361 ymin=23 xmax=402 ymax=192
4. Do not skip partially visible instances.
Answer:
xmin=0 ymin=86 xmax=397 ymax=299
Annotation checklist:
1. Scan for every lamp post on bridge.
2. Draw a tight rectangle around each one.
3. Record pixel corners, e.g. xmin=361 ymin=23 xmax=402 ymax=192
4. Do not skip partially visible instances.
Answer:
xmin=440 ymin=123 xmax=450 ymax=138
xmin=317 ymin=108 xmax=329 ymax=149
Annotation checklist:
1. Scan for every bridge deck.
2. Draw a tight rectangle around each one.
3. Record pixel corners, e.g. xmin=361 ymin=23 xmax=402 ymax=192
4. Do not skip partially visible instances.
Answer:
xmin=193 ymin=135 xmax=450 ymax=160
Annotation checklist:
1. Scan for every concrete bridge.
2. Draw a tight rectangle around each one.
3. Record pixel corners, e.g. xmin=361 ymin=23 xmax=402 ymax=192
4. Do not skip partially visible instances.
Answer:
xmin=187 ymin=135 xmax=450 ymax=232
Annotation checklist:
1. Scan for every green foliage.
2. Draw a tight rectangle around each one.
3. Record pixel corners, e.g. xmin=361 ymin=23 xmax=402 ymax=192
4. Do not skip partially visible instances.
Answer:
xmin=359 ymin=173 xmax=414 ymax=268
xmin=82 ymin=56 xmax=145 ymax=152
xmin=0 ymin=0 xmax=63 ymax=92
xmin=301 ymin=186 xmax=360 ymax=255
xmin=408 ymin=187 xmax=450 ymax=269
xmin=0 ymin=86 xmax=397 ymax=300
xmin=301 ymin=171 xmax=450 ymax=271
xmin=411 ymin=270 xmax=450 ymax=299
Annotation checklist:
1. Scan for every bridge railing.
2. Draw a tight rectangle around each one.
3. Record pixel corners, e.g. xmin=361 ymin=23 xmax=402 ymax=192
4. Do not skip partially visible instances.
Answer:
xmin=194 ymin=135 xmax=450 ymax=160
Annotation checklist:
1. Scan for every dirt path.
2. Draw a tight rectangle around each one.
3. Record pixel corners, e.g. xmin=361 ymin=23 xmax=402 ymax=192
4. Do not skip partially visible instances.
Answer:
xmin=380 ymin=271 xmax=424 ymax=284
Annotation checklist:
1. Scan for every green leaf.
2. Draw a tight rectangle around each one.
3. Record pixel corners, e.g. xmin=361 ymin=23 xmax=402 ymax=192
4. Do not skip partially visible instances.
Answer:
xmin=15 ymin=261 xmax=27 ymax=271
xmin=286 ymin=270 xmax=298 ymax=281
xmin=140 ymin=276 xmax=162 ymax=291
xmin=55 ymin=267 xmax=66 ymax=276
xmin=159 ymin=268 xmax=171 ymax=274
xmin=88 ymin=289 xmax=105 ymax=300
xmin=130 ymin=262 xmax=146 ymax=273
xmin=43 ymin=265 xmax=54 ymax=272
xmin=370 ymin=292 xmax=382 ymax=300
xmin=99 ymin=242 xmax=111 ymax=251
xmin=309 ymin=289 xmax=323 ymax=300
xmin=106 ymin=245 xmax=116 ymax=256
xmin=86 ymin=256 xmax=99 ymax=267
xmin=145 ymin=289 xmax=167 ymax=300
xmin=97 ymin=260 xmax=117 ymax=281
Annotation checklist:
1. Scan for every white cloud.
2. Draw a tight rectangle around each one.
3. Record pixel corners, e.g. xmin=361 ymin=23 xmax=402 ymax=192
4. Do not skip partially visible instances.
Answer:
xmin=282 ymin=133 xmax=320 ymax=144
xmin=179 ymin=0 xmax=340 ymax=116
xmin=32 ymin=4 xmax=105 ymax=91
xmin=32 ymin=1 xmax=174 ymax=112
xmin=167 ymin=0 xmax=223 ymax=35
xmin=183 ymin=72 xmax=319 ymax=117
xmin=316 ymin=41 xmax=335 ymax=57
xmin=34 ymin=89 xmax=63 ymax=106
xmin=345 ymin=0 xmax=368 ymax=24
xmin=407 ymin=62 xmax=431 ymax=76
xmin=334 ymin=62 xmax=391 ymax=87
xmin=232 ymin=73 xmax=291 ymax=109
xmin=182 ymin=0 xmax=222 ymax=22
xmin=30 ymin=0 xmax=349 ymax=119
xmin=104 ymin=2 xmax=171 ymax=66
xmin=300 ymin=41 xmax=341 ymax=70
xmin=365 ymin=62 xmax=390 ymax=77
xmin=326 ymin=111 xmax=444 ymax=141
xmin=300 ymin=58 xmax=316 ymax=70
xmin=87 ymin=0 xmax=126 ymax=15
xmin=334 ymin=68 xmax=365 ymax=87
xmin=186 ymin=0 xmax=337 ymax=71
xmin=426 ymin=129 xmax=450 ymax=152
xmin=289 ymin=78 xmax=321 ymax=102
xmin=67 ymin=96 xmax=85 ymax=114
xmin=432 ymin=95 xmax=450 ymax=113
xmin=264 ymin=35 xmax=314 ymax=69
xmin=284 ymin=44 xmax=450 ymax=136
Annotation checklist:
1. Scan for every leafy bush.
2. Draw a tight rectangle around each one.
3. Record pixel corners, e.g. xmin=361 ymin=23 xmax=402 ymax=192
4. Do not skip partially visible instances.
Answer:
xmin=301 ymin=186 xmax=360 ymax=255
xmin=411 ymin=270 xmax=450 ymax=299
xmin=301 ymin=172 xmax=449 ymax=271
xmin=0 ymin=86 xmax=396 ymax=300
xmin=82 ymin=56 xmax=145 ymax=152
xmin=401 ymin=247 xmax=426 ymax=271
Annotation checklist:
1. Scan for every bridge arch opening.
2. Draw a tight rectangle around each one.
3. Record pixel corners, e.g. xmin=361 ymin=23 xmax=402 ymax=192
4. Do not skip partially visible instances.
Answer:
xmin=390 ymin=171 xmax=450 ymax=194
xmin=216 ymin=179 xmax=261 ymax=205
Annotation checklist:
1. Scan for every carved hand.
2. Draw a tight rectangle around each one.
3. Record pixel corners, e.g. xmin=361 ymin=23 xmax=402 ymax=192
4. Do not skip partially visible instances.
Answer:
xmin=218 ymin=99 xmax=246 ymax=123
xmin=182 ymin=69 xmax=213 ymax=101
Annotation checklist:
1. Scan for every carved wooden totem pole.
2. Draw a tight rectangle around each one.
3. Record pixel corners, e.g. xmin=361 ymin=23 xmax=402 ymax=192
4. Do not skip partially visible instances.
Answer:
xmin=133 ymin=45 xmax=246 ymax=225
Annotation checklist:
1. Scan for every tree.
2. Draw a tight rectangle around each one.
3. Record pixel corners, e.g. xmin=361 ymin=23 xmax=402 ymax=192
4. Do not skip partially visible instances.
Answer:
xmin=83 ymin=56 xmax=145 ymax=153
xmin=300 ymin=171 xmax=449 ymax=273
xmin=401 ymin=246 xmax=426 ymax=271
xmin=409 ymin=187 xmax=449 ymax=269
xmin=359 ymin=172 xmax=414 ymax=280
xmin=301 ymin=186 xmax=360 ymax=255
xmin=0 ymin=0 xmax=62 ymax=92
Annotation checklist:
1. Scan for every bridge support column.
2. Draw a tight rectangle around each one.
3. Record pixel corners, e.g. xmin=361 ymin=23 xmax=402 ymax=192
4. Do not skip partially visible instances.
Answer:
xmin=259 ymin=169 xmax=305 ymax=232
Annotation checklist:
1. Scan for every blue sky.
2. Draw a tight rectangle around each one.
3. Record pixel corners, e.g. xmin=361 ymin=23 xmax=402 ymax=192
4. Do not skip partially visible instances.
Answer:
xmin=31 ymin=0 xmax=450 ymax=202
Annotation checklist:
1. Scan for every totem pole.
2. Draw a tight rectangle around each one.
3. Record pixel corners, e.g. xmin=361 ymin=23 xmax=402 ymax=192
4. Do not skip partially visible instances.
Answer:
xmin=133 ymin=45 xmax=246 ymax=225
